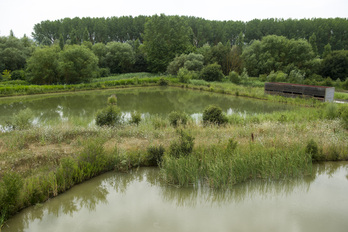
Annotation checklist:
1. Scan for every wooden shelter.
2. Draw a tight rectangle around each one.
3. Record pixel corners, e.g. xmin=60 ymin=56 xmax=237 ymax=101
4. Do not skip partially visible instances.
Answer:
xmin=265 ymin=82 xmax=335 ymax=102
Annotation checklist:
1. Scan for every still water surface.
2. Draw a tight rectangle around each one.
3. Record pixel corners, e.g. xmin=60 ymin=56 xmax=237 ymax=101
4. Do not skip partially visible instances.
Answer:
xmin=0 ymin=87 xmax=292 ymax=128
xmin=3 ymin=162 xmax=348 ymax=232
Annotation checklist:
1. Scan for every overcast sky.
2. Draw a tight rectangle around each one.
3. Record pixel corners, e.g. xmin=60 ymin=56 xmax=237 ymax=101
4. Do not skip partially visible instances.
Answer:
xmin=0 ymin=0 xmax=347 ymax=38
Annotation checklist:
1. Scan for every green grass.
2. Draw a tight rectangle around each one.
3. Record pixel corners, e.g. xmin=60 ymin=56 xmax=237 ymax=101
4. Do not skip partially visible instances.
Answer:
xmin=91 ymin=72 xmax=158 ymax=82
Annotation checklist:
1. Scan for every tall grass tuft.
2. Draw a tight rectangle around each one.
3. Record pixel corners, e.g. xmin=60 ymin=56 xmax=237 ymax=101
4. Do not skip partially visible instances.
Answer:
xmin=168 ymin=130 xmax=195 ymax=158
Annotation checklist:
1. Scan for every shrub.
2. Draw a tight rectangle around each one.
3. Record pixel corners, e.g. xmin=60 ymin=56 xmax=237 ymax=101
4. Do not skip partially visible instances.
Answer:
xmin=147 ymin=145 xmax=165 ymax=166
xmin=305 ymin=139 xmax=322 ymax=161
xmin=158 ymin=78 xmax=168 ymax=86
xmin=338 ymin=105 xmax=348 ymax=129
xmin=130 ymin=111 xmax=141 ymax=125
xmin=168 ymin=111 xmax=188 ymax=127
xmin=95 ymin=105 xmax=122 ymax=127
xmin=107 ymin=95 xmax=117 ymax=105
xmin=200 ymin=63 xmax=224 ymax=82
xmin=0 ymin=172 xmax=23 ymax=216
xmin=78 ymin=139 xmax=109 ymax=179
xmin=11 ymin=108 xmax=34 ymax=130
xmin=169 ymin=130 xmax=195 ymax=158
xmin=226 ymin=138 xmax=238 ymax=152
xmin=324 ymin=103 xmax=338 ymax=119
xmin=202 ymin=105 xmax=228 ymax=125
xmin=228 ymin=71 xmax=240 ymax=84
xmin=177 ymin=67 xmax=191 ymax=83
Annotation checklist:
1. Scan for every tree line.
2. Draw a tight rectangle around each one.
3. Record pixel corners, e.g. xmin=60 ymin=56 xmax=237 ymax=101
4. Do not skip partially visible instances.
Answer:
xmin=1 ymin=14 xmax=348 ymax=86
xmin=32 ymin=16 xmax=348 ymax=54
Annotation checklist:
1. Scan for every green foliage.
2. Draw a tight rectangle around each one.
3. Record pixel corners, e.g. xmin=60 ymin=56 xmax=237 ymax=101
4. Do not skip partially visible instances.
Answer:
xmin=242 ymin=35 xmax=315 ymax=77
xmin=288 ymin=69 xmax=305 ymax=84
xmin=95 ymin=105 xmax=122 ymax=127
xmin=56 ymin=157 xmax=79 ymax=192
xmin=158 ymin=77 xmax=169 ymax=86
xmin=228 ymin=71 xmax=240 ymax=84
xmin=321 ymin=50 xmax=348 ymax=80
xmin=147 ymin=145 xmax=165 ymax=166
xmin=130 ymin=111 xmax=142 ymax=125
xmin=2 ymin=69 xmax=11 ymax=81
xmin=10 ymin=108 xmax=34 ymax=130
xmin=0 ymin=172 xmax=23 ymax=216
xmin=77 ymin=139 xmax=117 ymax=180
xmin=305 ymin=139 xmax=322 ymax=161
xmin=338 ymin=105 xmax=348 ymax=129
xmin=169 ymin=130 xmax=195 ymax=158
xmin=202 ymin=105 xmax=228 ymax=125
xmin=107 ymin=95 xmax=117 ymax=105
xmin=167 ymin=52 xmax=204 ymax=75
xmin=58 ymin=45 xmax=99 ymax=84
xmin=168 ymin=111 xmax=188 ymax=127
xmin=200 ymin=63 xmax=224 ymax=82
xmin=177 ymin=67 xmax=193 ymax=83
xmin=324 ymin=103 xmax=338 ymax=119
xmin=143 ymin=14 xmax=193 ymax=73
xmin=26 ymin=45 xmax=61 ymax=84
xmin=105 ymin=42 xmax=135 ymax=73
xmin=226 ymin=138 xmax=238 ymax=152
xmin=10 ymin=70 xmax=26 ymax=80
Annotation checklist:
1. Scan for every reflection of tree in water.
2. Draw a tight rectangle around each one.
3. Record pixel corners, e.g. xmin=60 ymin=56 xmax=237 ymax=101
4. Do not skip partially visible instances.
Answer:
xmin=5 ymin=176 xmax=109 ymax=232
xmin=159 ymin=176 xmax=315 ymax=208
xmin=5 ymin=162 xmax=347 ymax=231
xmin=313 ymin=161 xmax=348 ymax=178
xmin=0 ymin=87 xmax=294 ymax=127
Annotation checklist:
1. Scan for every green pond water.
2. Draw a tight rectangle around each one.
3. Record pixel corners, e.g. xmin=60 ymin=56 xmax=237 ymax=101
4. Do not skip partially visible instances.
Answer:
xmin=2 ymin=162 xmax=348 ymax=232
xmin=0 ymin=87 xmax=292 ymax=129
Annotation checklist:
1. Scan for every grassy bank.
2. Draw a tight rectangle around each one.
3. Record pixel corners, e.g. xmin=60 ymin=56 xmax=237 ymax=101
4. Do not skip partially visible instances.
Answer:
xmin=2 ymin=74 xmax=348 ymax=106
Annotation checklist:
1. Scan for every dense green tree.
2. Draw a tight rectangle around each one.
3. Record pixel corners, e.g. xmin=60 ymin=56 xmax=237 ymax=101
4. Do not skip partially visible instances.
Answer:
xmin=167 ymin=53 xmax=204 ymax=75
xmin=26 ymin=45 xmax=60 ymax=84
xmin=58 ymin=45 xmax=99 ymax=83
xmin=105 ymin=42 xmax=135 ymax=73
xmin=309 ymin=33 xmax=318 ymax=56
xmin=322 ymin=43 xmax=332 ymax=59
xmin=143 ymin=14 xmax=193 ymax=73
xmin=200 ymin=63 xmax=224 ymax=82
xmin=242 ymin=35 xmax=315 ymax=77
xmin=0 ymin=35 xmax=34 ymax=73
xmin=321 ymin=50 xmax=348 ymax=80
xmin=92 ymin=42 xmax=107 ymax=67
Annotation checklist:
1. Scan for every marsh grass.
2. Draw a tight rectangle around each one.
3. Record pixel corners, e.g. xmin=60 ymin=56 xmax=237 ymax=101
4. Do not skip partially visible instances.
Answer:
xmin=161 ymin=143 xmax=313 ymax=188
xmin=0 ymin=96 xmax=348 ymax=225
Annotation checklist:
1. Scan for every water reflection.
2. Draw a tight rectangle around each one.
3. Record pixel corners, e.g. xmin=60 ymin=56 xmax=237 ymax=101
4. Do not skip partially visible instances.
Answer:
xmin=0 ymin=87 xmax=293 ymax=128
xmin=3 ymin=162 xmax=348 ymax=232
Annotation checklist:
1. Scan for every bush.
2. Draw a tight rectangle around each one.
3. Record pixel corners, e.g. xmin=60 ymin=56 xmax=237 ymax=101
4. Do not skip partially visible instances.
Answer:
xmin=228 ymin=71 xmax=240 ymax=84
xmin=324 ymin=103 xmax=338 ymax=119
xmin=177 ymin=67 xmax=191 ymax=83
xmin=147 ymin=145 xmax=165 ymax=166
xmin=338 ymin=105 xmax=348 ymax=129
xmin=95 ymin=105 xmax=122 ymax=127
xmin=202 ymin=105 xmax=228 ymax=125
xmin=305 ymin=139 xmax=322 ymax=161
xmin=168 ymin=111 xmax=188 ymax=127
xmin=169 ymin=130 xmax=195 ymax=158
xmin=107 ymin=95 xmax=117 ymax=105
xmin=0 ymin=172 xmax=23 ymax=216
xmin=130 ymin=111 xmax=141 ymax=125
xmin=158 ymin=78 xmax=168 ymax=86
xmin=11 ymin=108 xmax=34 ymax=130
xmin=200 ymin=63 xmax=224 ymax=82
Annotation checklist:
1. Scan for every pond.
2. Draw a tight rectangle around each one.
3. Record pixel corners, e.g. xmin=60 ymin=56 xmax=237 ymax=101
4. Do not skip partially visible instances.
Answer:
xmin=0 ymin=87 xmax=292 ymax=128
xmin=2 ymin=162 xmax=348 ymax=232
